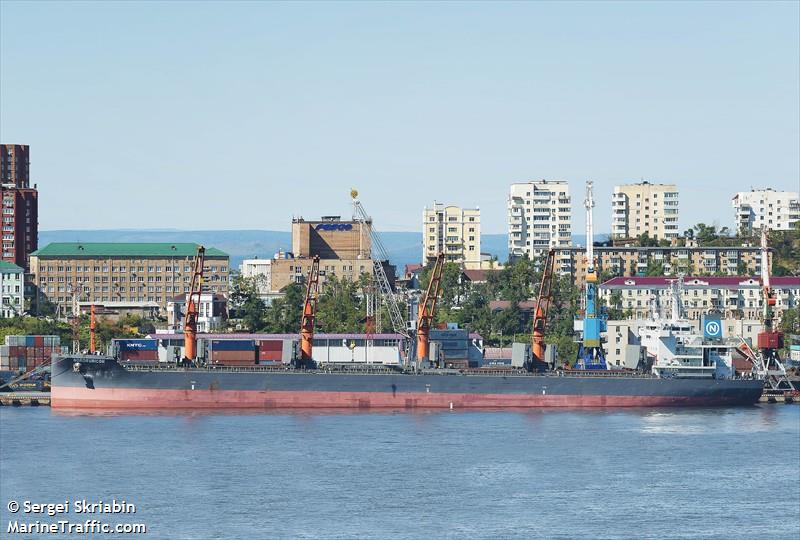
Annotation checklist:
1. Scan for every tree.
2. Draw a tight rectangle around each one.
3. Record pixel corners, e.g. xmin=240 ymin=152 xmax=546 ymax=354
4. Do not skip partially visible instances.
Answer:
xmin=645 ymin=260 xmax=665 ymax=277
xmin=262 ymin=284 xmax=304 ymax=333
xmin=636 ymin=232 xmax=658 ymax=247
xmin=228 ymin=275 xmax=267 ymax=332
xmin=316 ymin=275 xmax=363 ymax=333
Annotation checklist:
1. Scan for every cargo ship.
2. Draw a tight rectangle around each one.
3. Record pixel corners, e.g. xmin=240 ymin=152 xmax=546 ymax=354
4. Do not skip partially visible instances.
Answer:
xmin=50 ymin=355 xmax=764 ymax=409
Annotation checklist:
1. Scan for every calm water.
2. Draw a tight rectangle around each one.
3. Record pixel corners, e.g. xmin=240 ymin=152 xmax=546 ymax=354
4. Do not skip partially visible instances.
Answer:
xmin=1 ymin=406 xmax=798 ymax=540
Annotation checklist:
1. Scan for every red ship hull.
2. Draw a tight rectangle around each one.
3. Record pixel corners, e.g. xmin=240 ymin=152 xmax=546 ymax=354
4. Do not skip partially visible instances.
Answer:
xmin=51 ymin=386 xmax=752 ymax=409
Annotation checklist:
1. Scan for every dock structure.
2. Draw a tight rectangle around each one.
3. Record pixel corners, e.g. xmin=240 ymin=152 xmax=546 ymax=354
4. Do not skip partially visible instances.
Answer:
xmin=759 ymin=390 xmax=798 ymax=404
xmin=0 ymin=392 xmax=51 ymax=406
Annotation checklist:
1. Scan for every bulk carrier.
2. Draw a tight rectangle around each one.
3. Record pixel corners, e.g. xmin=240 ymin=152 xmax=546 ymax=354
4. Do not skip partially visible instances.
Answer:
xmin=47 ymin=187 xmax=767 ymax=409
xmin=50 ymin=355 xmax=764 ymax=409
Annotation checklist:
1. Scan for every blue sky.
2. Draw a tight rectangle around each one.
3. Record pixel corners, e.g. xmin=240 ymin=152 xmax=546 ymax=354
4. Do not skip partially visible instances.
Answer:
xmin=1 ymin=1 xmax=798 ymax=234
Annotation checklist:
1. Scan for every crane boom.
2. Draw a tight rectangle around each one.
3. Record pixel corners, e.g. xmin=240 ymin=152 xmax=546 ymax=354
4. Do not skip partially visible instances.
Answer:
xmin=531 ymin=249 xmax=556 ymax=365
xmin=89 ymin=304 xmax=96 ymax=354
xmin=416 ymin=253 xmax=445 ymax=364
xmin=183 ymin=246 xmax=205 ymax=362
xmin=351 ymin=190 xmax=409 ymax=339
xmin=299 ymin=255 xmax=321 ymax=367
xmin=585 ymin=181 xmax=595 ymax=274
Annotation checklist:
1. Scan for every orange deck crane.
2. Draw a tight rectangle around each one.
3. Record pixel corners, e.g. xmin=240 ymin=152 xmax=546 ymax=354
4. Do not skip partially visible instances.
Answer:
xmin=89 ymin=304 xmax=96 ymax=354
xmin=183 ymin=246 xmax=205 ymax=362
xmin=531 ymin=249 xmax=556 ymax=367
xmin=416 ymin=253 xmax=445 ymax=364
xmin=299 ymin=256 xmax=321 ymax=367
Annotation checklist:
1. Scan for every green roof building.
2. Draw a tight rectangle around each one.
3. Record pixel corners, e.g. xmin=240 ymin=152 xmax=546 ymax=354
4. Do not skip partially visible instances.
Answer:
xmin=30 ymin=242 xmax=229 ymax=312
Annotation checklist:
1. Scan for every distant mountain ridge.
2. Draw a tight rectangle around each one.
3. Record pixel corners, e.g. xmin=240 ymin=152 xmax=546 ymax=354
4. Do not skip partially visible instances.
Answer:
xmin=39 ymin=230 xmax=608 ymax=271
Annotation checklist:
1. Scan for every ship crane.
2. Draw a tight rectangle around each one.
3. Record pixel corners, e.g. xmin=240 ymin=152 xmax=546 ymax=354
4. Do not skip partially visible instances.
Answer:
xmin=529 ymin=248 xmax=556 ymax=370
xmin=753 ymin=228 xmax=795 ymax=392
xmin=298 ymin=255 xmax=321 ymax=368
xmin=89 ymin=304 xmax=96 ymax=354
xmin=574 ymin=181 xmax=608 ymax=370
xmin=416 ymin=252 xmax=445 ymax=366
xmin=183 ymin=245 xmax=205 ymax=363
xmin=350 ymin=189 xmax=412 ymax=359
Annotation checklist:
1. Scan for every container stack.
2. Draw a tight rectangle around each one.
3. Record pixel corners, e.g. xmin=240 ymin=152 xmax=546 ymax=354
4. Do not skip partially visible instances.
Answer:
xmin=0 ymin=335 xmax=63 ymax=372
xmin=256 ymin=339 xmax=283 ymax=366
xmin=114 ymin=339 xmax=159 ymax=363
xmin=209 ymin=339 xmax=256 ymax=366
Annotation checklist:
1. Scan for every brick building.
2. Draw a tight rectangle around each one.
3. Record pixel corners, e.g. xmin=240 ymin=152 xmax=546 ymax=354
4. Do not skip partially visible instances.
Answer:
xmin=269 ymin=216 xmax=392 ymax=292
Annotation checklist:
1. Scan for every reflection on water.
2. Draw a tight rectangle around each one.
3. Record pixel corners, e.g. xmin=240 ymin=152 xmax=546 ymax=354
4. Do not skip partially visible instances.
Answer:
xmin=2 ymin=406 xmax=798 ymax=540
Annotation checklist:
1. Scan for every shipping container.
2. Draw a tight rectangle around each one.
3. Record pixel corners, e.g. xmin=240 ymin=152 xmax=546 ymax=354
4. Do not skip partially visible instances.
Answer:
xmin=120 ymin=350 xmax=159 ymax=361
xmin=258 ymin=350 xmax=283 ymax=361
xmin=257 ymin=340 xmax=283 ymax=352
xmin=114 ymin=339 xmax=158 ymax=351
xmin=209 ymin=340 xmax=256 ymax=352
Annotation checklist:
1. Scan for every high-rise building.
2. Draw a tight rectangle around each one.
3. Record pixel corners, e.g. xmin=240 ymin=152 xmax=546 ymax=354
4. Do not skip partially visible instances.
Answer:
xmin=1 ymin=144 xmax=38 ymax=270
xmin=0 ymin=144 xmax=30 ymax=187
xmin=422 ymin=202 xmax=481 ymax=268
xmin=611 ymin=181 xmax=679 ymax=241
xmin=732 ymin=188 xmax=800 ymax=234
xmin=508 ymin=180 xmax=571 ymax=260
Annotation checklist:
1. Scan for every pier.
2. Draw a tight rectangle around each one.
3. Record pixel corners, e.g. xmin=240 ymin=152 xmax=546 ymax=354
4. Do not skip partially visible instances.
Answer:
xmin=0 ymin=392 xmax=51 ymax=406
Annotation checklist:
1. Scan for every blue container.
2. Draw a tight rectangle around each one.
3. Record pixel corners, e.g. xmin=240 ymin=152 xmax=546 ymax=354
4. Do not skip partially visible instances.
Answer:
xmin=25 ymin=336 xmax=35 ymax=347
xmin=115 ymin=339 xmax=158 ymax=351
xmin=210 ymin=340 xmax=255 ymax=351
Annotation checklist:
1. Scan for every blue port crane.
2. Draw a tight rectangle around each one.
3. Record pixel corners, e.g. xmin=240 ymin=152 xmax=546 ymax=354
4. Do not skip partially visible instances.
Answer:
xmin=574 ymin=181 xmax=607 ymax=370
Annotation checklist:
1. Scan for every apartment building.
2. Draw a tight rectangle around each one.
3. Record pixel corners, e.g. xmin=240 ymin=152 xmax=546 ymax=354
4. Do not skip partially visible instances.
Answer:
xmin=422 ymin=202 xmax=481 ymax=268
xmin=0 ymin=260 xmax=24 ymax=318
xmin=611 ymin=181 xmax=679 ymax=240
xmin=29 ymin=243 xmax=229 ymax=316
xmin=598 ymin=276 xmax=799 ymax=321
xmin=559 ymin=245 xmax=767 ymax=286
xmin=732 ymin=188 xmax=800 ymax=234
xmin=1 ymin=144 xmax=38 ymax=270
xmin=508 ymin=180 xmax=571 ymax=260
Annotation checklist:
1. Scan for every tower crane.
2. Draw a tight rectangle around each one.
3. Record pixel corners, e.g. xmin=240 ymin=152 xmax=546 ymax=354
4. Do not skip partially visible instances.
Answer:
xmin=530 ymin=249 xmax=556 ymax=369
xmin=298 ymin=255 xmax=321 ymax=368
xmin=574 ymin=181 xmax=608 ymax=370
xmin=754 ymin=228 xmax=795 ymax=391
xmin=183 ymin=245 xmax=205 ymax=363
xmin=416 ymin=252 xmax=445 ymax=365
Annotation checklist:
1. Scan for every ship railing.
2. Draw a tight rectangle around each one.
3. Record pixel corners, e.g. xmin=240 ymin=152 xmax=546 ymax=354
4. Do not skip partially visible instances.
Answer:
xmin=119 ymin=363 xmax=673 ymax=379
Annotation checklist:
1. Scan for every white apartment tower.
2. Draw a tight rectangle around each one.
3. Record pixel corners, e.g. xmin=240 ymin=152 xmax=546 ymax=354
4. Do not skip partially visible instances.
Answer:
xmin=611 ymin=181 xmax=679 ymax=240
xmin=508 ymin=180 xmax=572 ymax=260
xmin=732 ymin=188 xmax=800 ymax=234
xmin=423 ymin=203 xmax=481 ymax=269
